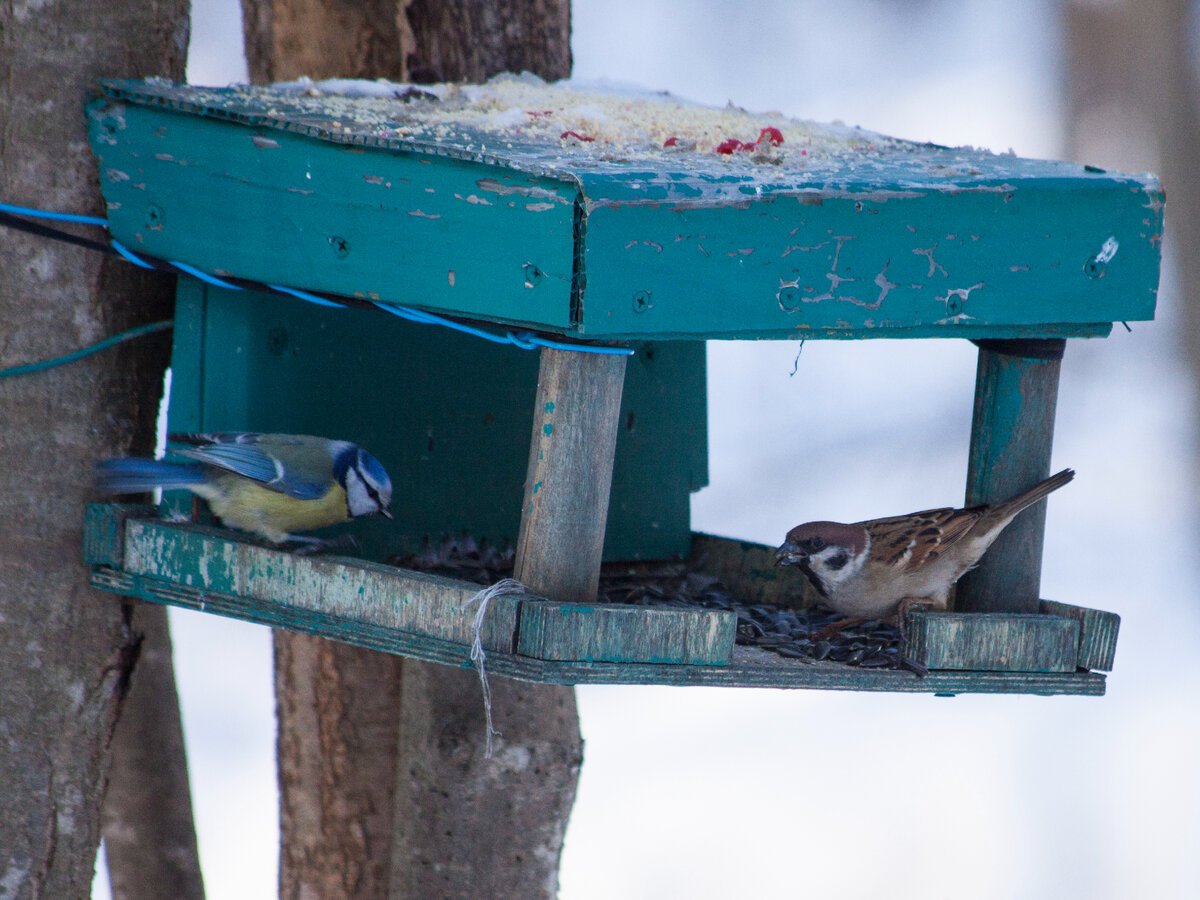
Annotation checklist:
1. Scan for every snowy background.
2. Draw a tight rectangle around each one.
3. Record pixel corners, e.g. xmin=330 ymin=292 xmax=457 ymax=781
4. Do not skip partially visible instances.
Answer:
xmin=97 ymin=1 xmax=1200 ymax=897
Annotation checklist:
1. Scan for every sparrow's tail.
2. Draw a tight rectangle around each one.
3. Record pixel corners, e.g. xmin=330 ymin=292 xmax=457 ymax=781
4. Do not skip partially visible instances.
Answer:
xmin=94 ymin=458 xmax=207 ymax=495
xmin=989 ymin=468 xmax=1075 ymax=522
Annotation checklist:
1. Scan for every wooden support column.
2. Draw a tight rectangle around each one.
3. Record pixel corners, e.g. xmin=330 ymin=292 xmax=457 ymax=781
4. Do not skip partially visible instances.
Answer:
xmin=957 ymin=338 xmax=1065 ymax=613
xmin=515 ymin=347 xmax=629 ymax=600
xmin=389 ymin=347 xmax=625 ymax=900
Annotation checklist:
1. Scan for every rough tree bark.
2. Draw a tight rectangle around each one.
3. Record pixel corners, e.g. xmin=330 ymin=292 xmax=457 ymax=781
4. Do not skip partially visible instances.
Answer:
xmin=0 ymin=1 xmax=189 ymax=896
xmin=274 ymin=633 xmax=405 ymax=898
xmin=238 ymin=1 xmax=577 ymax=897
xmin=101 ymin=605 xmax=205 ymax=900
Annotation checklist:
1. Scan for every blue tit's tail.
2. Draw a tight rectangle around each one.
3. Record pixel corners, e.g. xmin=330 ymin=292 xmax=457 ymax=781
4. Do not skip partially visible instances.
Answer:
xmin=94 ymin=458 xmax=208 ymax=495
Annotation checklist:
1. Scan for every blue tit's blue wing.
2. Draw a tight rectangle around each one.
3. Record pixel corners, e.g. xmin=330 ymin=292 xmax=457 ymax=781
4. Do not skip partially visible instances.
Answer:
xmin=169 ymin=433 xmax=332 ymax=500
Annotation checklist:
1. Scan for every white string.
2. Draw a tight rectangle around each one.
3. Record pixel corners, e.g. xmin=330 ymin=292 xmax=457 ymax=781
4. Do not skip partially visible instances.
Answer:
xmin=463 ymin=578 xmax=528 ymax=758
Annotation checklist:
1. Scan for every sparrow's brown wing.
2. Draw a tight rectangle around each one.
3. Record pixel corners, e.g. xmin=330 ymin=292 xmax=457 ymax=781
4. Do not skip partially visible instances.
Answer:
xmin=862 ymin=506 xmax=987 ymax=569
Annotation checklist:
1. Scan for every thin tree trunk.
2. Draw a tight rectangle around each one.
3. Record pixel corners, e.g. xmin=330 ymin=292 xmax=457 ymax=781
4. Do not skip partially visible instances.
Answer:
xmin=101 ymin=605 xmax=205 ymax=900
xmin=0 ymin=0 xmax=188 ymax=895
xmin=1065 ymin=0 xmax=1200 ymax=364
xmin=239 ymin=1 xmax=577 ymax=896
xmin=274 ymin=633 xmax=404 ymax=899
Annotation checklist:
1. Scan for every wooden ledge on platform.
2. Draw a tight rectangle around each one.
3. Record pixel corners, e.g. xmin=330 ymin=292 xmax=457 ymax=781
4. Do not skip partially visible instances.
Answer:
xmin=84 ymin=504 xmax=1118 ymax=697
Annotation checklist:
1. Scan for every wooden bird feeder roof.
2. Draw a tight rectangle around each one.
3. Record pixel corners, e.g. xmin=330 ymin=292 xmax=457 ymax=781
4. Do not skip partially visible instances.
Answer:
xmin=90 ymin=76 xmax=1162 ymax=341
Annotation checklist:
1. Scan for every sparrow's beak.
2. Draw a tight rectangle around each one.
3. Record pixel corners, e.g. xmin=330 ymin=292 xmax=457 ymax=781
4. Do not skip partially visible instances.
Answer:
xmin=775 ymin=541 xmax=805 ymax=567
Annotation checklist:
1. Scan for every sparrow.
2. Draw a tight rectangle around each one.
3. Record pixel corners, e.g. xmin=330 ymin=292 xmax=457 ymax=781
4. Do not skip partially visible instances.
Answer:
xmin=774 ymin=469 xmax=1074 ymax=627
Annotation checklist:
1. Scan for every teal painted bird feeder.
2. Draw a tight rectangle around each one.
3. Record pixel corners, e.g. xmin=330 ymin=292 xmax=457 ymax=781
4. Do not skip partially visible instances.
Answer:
xmin=83 ymin=78 xmax=1158 ymax=695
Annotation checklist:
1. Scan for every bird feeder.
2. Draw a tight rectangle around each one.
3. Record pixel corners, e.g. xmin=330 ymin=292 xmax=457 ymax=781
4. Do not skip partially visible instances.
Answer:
xmin=83 ymin=77 xmax=1159 ymax=695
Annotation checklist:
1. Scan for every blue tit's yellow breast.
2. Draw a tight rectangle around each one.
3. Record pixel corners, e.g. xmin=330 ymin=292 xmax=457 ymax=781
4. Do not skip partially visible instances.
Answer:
xmin=205 ymin=474 xmax=349 ymax=543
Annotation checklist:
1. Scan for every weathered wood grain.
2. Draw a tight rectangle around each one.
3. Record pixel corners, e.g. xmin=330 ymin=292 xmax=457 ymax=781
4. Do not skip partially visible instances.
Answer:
xmin=958 ymin=340 xmax=1064 ymax=613
xmin=118 ymin=516 xmax=520 ymax=652
xmin=89 ymin=80 xmax=1163 ymax=341
xmin=86 ymin=509 xmax=1117 ymax=693
xmin=514 ymin=347 xmax=627 ymax=601
xmin=517 ymin=600 xmax=735 ymax=664
xmin=905 ymin=609 xmax=1079 ymax=673
xmin=87 ymin=565 xmax=1105 ymax=695
xmin=82 ymin=502 xmax=154 ymax=567
xmin=1041 ymin=599 xmax=1120 ymax=671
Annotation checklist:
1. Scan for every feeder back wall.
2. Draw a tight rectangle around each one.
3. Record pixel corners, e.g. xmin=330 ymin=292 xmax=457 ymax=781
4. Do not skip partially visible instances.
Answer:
xmin=169 ymin=279 xmax=708 ymax=562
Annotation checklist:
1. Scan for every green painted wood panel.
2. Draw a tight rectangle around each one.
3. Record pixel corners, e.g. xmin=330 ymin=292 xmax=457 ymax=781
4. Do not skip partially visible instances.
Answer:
xmin=87 ymin=79 xmax=1162 ymax=341
xmin=169 ymin=281 xmax=706 ymax=562
xmin=82 ymin=502 xmax=154 ymax=567
xmin=1041 ymin=599 xmax=1120 ymax=671
xmin=517 ymin=601 xmax=735 ymax=664
xmin=89 ymin=101 xmax=578 ymax=331
xmin=905 ymin=610 xmax=1079 ymax=673
xmin=120 ymin=517 xmax=521 ymax=652
xmin=86 ymin=564 xmax=1104 ymax=695
xmin=83 ymin=509 xmax=1109 ymax=693
xmin=958 ymin=342 xmax=1062 ymax=613
xmin=578 ymin=183 xmax=1152 ymax=338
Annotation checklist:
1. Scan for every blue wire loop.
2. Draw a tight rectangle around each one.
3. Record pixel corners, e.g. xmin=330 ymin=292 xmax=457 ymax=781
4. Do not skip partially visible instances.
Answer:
xmin=0 ymin=320 xmax=174 ymax=379
xmin=111 ymin=240 xmax=157 ymax=270
xmin=0 ymin=199 xmax=635 ymax=359
xmin=0 ymin=199 xmax=109 ymax=227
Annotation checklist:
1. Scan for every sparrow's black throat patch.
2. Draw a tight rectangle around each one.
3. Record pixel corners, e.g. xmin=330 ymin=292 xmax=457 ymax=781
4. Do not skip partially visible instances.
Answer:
xmin=796 ymin=558 xmax=828 ymax=598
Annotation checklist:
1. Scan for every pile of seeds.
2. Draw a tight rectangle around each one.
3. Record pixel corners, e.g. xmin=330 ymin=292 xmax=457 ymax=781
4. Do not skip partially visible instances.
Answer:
xmin=391 ymin=534 xmax=910 ymax=671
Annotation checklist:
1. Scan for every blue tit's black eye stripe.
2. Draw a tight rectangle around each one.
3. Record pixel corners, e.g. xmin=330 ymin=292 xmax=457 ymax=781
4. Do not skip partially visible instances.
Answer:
xmin=362 ymin=479 xmax=383 ymax=508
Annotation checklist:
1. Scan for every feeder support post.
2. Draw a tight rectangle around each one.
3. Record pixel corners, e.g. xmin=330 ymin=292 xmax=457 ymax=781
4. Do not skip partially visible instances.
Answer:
xmin=515 ymin=347 xmax=629 ymax=600
xmin=958 ymin=338 xmax=1065 ymax=613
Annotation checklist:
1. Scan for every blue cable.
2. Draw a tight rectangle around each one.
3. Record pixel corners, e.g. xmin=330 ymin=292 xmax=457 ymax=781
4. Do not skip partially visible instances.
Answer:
xmin=169 ymin=260 xmax=244 ymax=291
xmin=372 ymin=302 xmax=514 ymax=345
xmin=0 ymin=320 xmax=173 ymax=380
xmin=267 ymin=284 xmax=346 ymax=309
xmin=111 ymin=240 xmax=157 ymax=270
xmin=0 ymin=199 xmax=109 ymax=228
xmin=2 ymin=198 xmax=635 ymax=358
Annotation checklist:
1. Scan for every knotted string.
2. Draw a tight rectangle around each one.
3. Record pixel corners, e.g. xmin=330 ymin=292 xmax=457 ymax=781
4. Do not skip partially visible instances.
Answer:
xmin=463 ymin=578 xmax=528 ymax=758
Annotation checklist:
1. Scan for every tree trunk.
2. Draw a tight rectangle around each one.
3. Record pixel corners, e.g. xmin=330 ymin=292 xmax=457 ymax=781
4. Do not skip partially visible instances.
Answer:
xmin=1065 ymin=0 xmax=1200 ymax=365
xmin=0 ymin=0 xmax=188 ymax=895
xmin=275 ymin=633 xmax=404 ymax=899
xmin=388 ymin=663 xmax=583 ymax=898
xmin=402 ymin=0 xmax=571 ymax=84
xmin=238 ymin=1 xmax=577 ymax=896
xmin=101 ymin=605 xmax=205 ymax=900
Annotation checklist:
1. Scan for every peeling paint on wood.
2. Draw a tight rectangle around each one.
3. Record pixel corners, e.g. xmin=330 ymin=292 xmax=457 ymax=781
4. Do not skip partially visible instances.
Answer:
xmin=88 ymin=80 xmax=1163 ymax=341
xmin=1041 ymin=599 xmax=1120 ymax=671
xmin=958 ymin=342 xmax=1063 ymax=613
xmin=517 ymin=601 xmax=735 ymax=664
xmin=86 ymin=563 xmax=1106 ymax=695
xmin=121 ymin=518 xmax=521 ymax=652
xmin=83 ymin=507 xmax=1115 ymax=695
xmin=905 ymin=610 xmax=1079 ymax=673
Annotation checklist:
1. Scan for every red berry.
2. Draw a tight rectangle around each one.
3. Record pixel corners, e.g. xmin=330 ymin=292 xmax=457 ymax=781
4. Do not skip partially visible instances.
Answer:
xmin=716 ymin=138 xmax=752 ymax=154
xmin=757 ymin=126 xmax=784 ymax=146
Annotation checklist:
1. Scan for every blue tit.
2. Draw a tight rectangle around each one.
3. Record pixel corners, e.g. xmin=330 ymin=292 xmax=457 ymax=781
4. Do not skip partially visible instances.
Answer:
xmin=95 ymin=432 xmax=393 ymax=545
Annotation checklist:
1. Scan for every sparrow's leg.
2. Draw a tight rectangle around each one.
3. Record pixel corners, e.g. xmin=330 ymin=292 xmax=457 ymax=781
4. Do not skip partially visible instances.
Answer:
xmin=892 ymin=597 xmax=935 ymax=642
xmin=811 ymin=616 xmax=867 ymax=642
xmin=893 ymin=597 xmax=936 ymax=677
